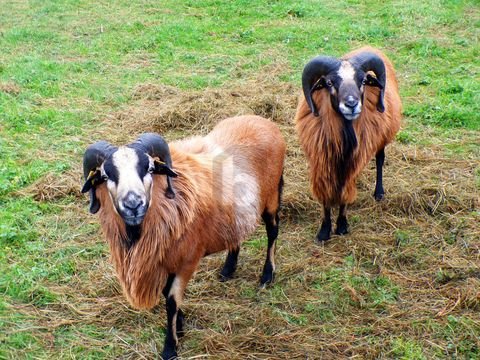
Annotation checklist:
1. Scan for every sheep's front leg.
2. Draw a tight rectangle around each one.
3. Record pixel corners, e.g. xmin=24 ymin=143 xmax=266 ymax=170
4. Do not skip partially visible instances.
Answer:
xmin=219 ymin=248 xmax=240 ymax=281
xmin=161 ymin=266 xmax=197 ymax=359
xmin=374 ymin=148 xmax=385 ymax=201
xmin=161 ymin=275 xmax=181 ymax=360
xmin=335 ymin=204 xmax=348 ymax=235
xmin=162 ymin=297 xmax=179 ymax=359
xmin=316 ymin=205 xmax=332 ymax=242
xmin=260 ymin=211 xmax=279 ymax=286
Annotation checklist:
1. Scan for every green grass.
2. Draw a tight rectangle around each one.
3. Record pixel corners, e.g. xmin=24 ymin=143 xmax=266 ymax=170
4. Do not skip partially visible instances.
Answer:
xmin=390 ymin=338 xmax=426 ymax=360
xmin=0 ymin=0 xmax=479 ymax=358
xmin=310 ymin=256 xmax=400 ymax=313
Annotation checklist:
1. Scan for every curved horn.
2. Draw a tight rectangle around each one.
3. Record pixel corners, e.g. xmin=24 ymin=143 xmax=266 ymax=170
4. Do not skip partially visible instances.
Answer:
xmin=82 ymin=141 xmax=117 ymax=214
xmin=131 ymin=133 xmax=177 ymax=199
xmin=82 ymin=141 xmax=115 ymax=180
xmin=302 ymin=56 xmax=340 ymax=116
xmin=350 ymin=52 xmax=386 ymax=112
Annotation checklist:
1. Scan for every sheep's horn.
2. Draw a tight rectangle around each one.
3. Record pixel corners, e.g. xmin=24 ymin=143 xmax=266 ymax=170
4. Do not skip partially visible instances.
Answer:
xmin=82 ymin=141 xmax=117 ymax=213
xmin=302 ymin=56 xmax=340 ymax=116
xmin=131 ymin=133 xmax=177 ymax=199
xmin=351 ymin=52 xmax=386 ymax=113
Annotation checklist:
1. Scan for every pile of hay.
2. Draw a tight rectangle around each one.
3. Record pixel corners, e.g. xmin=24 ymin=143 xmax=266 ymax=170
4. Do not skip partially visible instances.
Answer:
xmin=20 ymin=75 xmax=479 ymax=358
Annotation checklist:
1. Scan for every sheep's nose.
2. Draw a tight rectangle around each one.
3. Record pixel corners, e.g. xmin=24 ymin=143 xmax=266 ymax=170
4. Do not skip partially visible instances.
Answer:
xmin=345 ymin=96 xmax=359 ymax=109
xmin=123 ymin=192 xmax=142 ymax=211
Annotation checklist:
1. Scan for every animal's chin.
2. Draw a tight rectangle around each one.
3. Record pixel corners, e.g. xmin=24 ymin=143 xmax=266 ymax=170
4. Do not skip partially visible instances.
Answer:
xmin=121 ymin=214 xmax=145 ymax=226
xmin=342 ymin=112 xmax=361 ymax=121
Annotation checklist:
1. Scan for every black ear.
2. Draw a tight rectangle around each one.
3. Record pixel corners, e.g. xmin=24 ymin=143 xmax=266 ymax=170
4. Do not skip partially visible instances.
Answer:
xmin=153 ymin=161 xmax=178 ymax=199
xmin=311 ymin=76 xmax=328 ymax=91
xmin=365 ymin=73 xmax=383 ymax=88
xmin=81 ymin=170 xmax=105 ymax=214
xmin=153 ymin=163 xmax=178 ymax=178
xmin=365 ymin=74 xmax=385 ymax=113
xmin=310 ymin=77 xmax=328 ymax=96
xmin=81 ymin=170 xmax=104 ymax=193
xmin=88 ymin=189 xmax=101 ymax=214
xmin=308 ymin=77 xmax=328 ymax=116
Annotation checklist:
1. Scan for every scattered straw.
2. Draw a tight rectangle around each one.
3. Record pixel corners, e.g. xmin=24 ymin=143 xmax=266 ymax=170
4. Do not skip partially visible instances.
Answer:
xmin=11 ymin=72 xmax=479 ymax=358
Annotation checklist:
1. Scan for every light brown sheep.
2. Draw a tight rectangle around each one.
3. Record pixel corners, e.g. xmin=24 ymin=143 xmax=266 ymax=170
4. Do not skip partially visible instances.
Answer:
xmin=295 ymin=46 xmax=402 ymax=241
xmin=82 ymin=115 xmax=285 ymax=359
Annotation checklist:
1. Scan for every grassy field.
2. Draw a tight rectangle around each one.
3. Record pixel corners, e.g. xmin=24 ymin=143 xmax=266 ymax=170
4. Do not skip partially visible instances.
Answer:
xmin=0 ymin=0 xmax=479 ymax=359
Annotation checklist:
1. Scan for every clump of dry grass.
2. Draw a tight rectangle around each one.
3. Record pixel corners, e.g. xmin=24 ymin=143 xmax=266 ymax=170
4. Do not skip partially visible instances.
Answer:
xmin=17 ymin=170 xmax=83 ymax=202
xmin=103 ymin=65 xmax=298 ymax=144
xmin=0 ymin=81 xmax=21 ymax=95
xmin=16 ymin=73 xmax=479 ymax=359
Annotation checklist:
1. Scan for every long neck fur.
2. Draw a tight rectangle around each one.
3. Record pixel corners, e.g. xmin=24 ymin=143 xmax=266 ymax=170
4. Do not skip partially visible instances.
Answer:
xmin=338 ymin=117 xmax=358 ymax=195
xmin=95 ymin=149 xmax=203 ymax=309
xmin=295 ymin=90 xmax=359 ymax=206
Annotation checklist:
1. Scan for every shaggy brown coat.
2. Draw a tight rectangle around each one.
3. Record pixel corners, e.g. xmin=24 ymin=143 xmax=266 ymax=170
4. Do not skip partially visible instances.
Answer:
xmin=95 ymin=116 xmax=285 ymax=309
xmin=295 ymin=46 xmax=402 ymax=206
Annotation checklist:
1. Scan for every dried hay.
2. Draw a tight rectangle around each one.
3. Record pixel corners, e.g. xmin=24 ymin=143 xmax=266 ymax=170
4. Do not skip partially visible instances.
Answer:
xmin=15 ymin=74 xmax=479 ymax=358
xmin=0 ymin=81 xmax=21 ymax=95
xmin=16 ymin=169 xmax=83 ymax=202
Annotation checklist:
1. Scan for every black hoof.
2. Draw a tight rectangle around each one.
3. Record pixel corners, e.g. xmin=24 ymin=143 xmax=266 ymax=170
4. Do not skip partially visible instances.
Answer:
xmin=161 ymin=348 xmax=177 ymax=360
xmin=260 ymin=262 xmax=275 ymax=287
xmin=316 ymin=222 xmax=332 ymax=242
xmin=374 ymin=188 xmax=385 ymax=201
xmin=219 ymin=268 xmax=235 ymax=282
xmin=335 ymin=216 xmax=349 ymax=235
xmin=260 ymin=272 xmax=275 ymax=288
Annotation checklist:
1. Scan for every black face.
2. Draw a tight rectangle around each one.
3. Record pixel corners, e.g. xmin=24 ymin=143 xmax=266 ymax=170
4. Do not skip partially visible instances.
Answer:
xmin=133 ymin=148 xmax=151 ymax=180
xmin=102 ymin=157 xmax=119 ymax=184
xmin=320 ymin=64 xmax=368 ymax=121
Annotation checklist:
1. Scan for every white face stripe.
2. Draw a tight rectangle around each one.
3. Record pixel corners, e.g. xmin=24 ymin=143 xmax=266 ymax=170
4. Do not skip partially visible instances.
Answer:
xmin=337 ymin=61 xmax=362 ymax=120
xmin=338 ymin=61 xmax=356 ymax=82
xmin=111 ymin=147 xmax=147 ymax=206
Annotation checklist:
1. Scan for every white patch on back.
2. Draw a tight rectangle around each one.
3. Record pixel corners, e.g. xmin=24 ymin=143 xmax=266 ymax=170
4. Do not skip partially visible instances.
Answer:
xmin=232 ymin=172 xmax=260 ymax=238
xmin=210 ymin=147 xmax=260 ymax=240
xmin=338 ymin=61 xmax=356 ymax=82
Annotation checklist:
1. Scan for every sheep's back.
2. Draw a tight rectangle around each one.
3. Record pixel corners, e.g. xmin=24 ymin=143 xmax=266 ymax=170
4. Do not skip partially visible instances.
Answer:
xmin=168 ymin=115 xmax=285 ymax=254
xmin=207 ymin=115 xmax=286 ymax=214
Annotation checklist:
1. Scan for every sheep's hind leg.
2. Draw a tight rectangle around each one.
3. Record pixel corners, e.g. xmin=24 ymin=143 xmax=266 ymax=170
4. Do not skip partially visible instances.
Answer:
xmin=260 ymin=210 xmax=279 ymax=287
xmin=316 ymin=205 xmax=332 ymax=242
xmin=374 ymin=148 xmax=385 ymax=201
xmin=335 ymin=204 xmax=348 ymax=235
xmin=219 ymin=248 xmax=240 ymax=281
xmin=260 ymin=174 xmax=283 ymax=286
